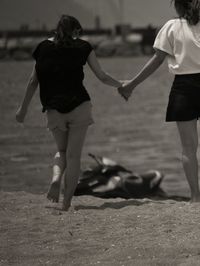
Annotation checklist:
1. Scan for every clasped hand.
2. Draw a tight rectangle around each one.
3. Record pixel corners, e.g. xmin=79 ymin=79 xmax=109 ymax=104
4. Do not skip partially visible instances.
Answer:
xmin=118 ymin=80 xmax=135 ymax=101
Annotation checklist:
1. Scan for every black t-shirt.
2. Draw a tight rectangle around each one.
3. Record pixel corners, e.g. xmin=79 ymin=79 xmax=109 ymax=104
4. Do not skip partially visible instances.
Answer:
xmin=32 ymin=38 xmax=93 ymax=113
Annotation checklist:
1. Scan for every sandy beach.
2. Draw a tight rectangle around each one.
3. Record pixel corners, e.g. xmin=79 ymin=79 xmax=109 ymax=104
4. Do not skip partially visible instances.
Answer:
xmin=1 ymin=191 xmax=200 ymax=266
xmin=1 ymin=58 xmax=200 ymax=265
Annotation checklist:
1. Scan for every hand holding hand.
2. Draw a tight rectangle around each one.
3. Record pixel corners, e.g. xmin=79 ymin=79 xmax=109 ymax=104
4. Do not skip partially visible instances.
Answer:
xmin=118 ymin=80 xmax=135 ymax=101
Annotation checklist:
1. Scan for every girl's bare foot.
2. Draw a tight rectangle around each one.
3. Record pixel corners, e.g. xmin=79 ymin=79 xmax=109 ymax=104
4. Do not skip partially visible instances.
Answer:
xmin=47 ymin=181 xmax=61 ymax=203
xmin=62 ymin=199 xmax=71 ymax=211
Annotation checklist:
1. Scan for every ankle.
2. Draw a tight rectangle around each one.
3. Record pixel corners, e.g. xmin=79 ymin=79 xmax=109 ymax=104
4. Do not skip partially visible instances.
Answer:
xmin=62 ymin=200 xmax=71 ymax=211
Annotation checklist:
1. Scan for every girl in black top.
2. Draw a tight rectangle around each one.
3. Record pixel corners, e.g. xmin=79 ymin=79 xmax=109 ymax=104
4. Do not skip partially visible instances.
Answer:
xmin=16 ymin=15 xmax=122 ymax=211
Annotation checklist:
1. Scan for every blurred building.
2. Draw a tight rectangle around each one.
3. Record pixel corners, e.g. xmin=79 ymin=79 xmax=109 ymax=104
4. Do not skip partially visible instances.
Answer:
xmin=0 ymin=0 xmax=172 ymax=59
xmin=0 ymin=0 xmax=174 ymax=30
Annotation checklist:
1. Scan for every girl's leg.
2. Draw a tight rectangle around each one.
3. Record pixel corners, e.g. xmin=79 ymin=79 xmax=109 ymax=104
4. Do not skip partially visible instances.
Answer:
xmin=176 ymin=119 xmax=200 ymax=202
xmin=47 ymin=128 xmax=68 ymax=202
xmin=62 ymin=126 xmax=88 ymax=211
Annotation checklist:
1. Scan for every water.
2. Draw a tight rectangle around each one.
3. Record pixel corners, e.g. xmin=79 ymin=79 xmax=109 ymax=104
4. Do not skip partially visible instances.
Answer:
xmin=0 ymin=57 xmax=195 ymax=197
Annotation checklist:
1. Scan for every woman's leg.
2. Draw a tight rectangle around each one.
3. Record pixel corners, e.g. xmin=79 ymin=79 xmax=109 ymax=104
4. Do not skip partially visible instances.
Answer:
xmin=176 ymin=119 xmax=200 ymax=202
xmin=62 ymin=126 xmax=88 ymax=211
xmin=47 ymin=128 xmax=68 ymax=202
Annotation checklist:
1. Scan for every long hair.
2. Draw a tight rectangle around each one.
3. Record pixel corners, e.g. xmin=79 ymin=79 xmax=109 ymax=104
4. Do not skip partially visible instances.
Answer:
xmin=54 ymin=15 xmax=83 ymax=46
xmin=172 ymin=0 xmax=200 ymax=25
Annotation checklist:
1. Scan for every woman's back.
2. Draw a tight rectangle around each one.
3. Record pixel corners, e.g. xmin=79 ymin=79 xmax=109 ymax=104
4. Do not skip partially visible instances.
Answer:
xmin=32 ymin=38 xmax=92 ymax=112
xmin=154 ymin=18 xmax=200 ymax=74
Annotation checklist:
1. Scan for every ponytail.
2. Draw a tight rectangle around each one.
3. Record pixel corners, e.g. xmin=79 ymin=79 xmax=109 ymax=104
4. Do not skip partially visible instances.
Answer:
xmin=172 ymin=0 xmax=200 ymax=25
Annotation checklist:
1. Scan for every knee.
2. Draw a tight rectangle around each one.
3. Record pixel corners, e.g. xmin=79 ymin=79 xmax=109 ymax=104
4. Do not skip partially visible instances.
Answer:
xmin=181 ymin=141 xmax=198 ymax=158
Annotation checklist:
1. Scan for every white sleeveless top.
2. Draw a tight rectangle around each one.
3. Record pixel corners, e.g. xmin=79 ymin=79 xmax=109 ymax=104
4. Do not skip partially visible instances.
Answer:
xmin=153 ymin=18 xmax=200 ymax=75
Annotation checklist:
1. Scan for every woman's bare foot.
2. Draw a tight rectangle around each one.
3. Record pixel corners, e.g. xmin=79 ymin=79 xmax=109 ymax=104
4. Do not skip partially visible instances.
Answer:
xmin=47 ymin=181 xmax=61 ymax=203
xmin=62 ymin=199 xmax=71 ymax=211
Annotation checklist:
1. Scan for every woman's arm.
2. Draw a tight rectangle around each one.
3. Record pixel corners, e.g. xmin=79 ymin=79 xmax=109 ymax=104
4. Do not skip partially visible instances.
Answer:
xmin=87 ymin=50 xmax=122 ymax=88
xmin=131 ymin=49 xmax=167 ymax=86
xmin=16 ymin=66 xmax=39 ymax=123
xmin=119 ymin=49 xmax=167 ymax=98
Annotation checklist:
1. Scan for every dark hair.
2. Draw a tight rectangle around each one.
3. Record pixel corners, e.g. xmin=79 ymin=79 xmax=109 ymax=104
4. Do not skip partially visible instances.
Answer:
xmin=172 ymin=0 xmax=200 ymax=25
xmin=54 ymin=15 xmax=83 ymax=46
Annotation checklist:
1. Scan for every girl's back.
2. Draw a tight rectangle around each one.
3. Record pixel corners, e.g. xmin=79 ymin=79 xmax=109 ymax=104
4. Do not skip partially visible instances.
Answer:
xmin=32 ymin=38 xmax=93 ymax=113
xmin=33 ymin=38 xmax=92 ymax=87
xmin=154 ymin=18 xmax=200 ymax=74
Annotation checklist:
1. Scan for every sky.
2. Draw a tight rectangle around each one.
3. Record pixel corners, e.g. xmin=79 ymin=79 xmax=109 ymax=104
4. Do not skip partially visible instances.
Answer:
xmin=0 ymin=0 xmax=176 ymax=30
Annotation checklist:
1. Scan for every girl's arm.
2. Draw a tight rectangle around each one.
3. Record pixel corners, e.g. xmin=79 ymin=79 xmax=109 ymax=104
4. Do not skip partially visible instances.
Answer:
xmin=119 ymin=49 xmax=167 ymax=98
xmin=16 ymin=66 xmax=39 ymax=123
xmin=87 ymin=50 xmax=122 ymax=88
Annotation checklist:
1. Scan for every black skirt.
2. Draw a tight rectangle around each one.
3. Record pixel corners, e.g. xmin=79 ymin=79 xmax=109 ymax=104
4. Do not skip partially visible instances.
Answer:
xmin=166 ymin=73 xmax=200 ymax=122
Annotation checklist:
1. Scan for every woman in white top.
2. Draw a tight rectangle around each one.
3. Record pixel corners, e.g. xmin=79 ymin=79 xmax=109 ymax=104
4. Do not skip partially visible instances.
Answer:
xmin=119 ymin=0 xmax=200 ymax=202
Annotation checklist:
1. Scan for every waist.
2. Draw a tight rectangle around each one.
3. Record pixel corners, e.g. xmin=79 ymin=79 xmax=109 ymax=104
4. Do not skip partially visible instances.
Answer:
xmin=175 ymin=73 xmax=200 ymax=78
xmin=171 ymin=73 xmax=200 ymax=94
xmin=41 ymin=93 xmax=90 ymax=113
xmin=173 ymin=73 xmax=200 ymax=85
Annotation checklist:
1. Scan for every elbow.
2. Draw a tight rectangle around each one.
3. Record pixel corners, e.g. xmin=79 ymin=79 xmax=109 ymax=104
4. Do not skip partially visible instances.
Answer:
xmin=158 ymin=56 xmax=165 ymax=65
xmin=153 ymin=55 xmax=165 ymax=67
xmin=155 ymin=51 xmax=166 ymax=65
